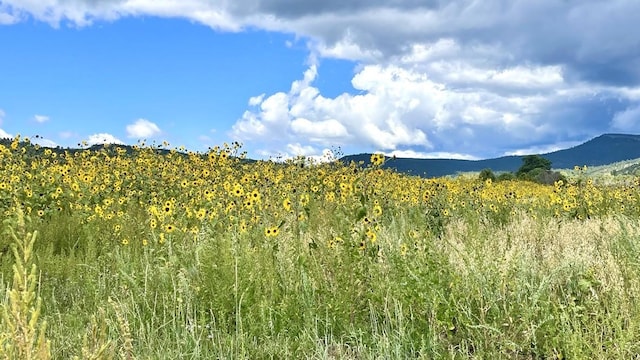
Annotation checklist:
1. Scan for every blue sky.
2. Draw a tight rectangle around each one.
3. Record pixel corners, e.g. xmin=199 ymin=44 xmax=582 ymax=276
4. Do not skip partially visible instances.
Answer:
xmin=1 ymin=1 xmax=640 ymax=160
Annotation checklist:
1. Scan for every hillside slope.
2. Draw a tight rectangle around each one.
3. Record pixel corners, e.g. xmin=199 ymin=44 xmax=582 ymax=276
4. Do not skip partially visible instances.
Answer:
xmin=342 ymin=133 xmax=640 ymax=178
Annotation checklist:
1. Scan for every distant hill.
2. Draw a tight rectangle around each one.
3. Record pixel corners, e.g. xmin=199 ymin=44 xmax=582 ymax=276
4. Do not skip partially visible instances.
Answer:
xmin=342 ymin=133 xmax=640 ymax=178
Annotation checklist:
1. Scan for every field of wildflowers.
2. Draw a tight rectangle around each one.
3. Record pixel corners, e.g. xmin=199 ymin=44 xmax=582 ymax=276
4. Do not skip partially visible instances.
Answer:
xmin=1 ymin=135 xmax=640 ymax=358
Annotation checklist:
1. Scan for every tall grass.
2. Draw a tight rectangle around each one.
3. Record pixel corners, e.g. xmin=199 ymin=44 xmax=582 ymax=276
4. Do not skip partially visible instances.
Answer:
xmin=1 ymin=206 xmax=640 ymax=358
xmin=1 ymin=206 xmax=51 ymax=359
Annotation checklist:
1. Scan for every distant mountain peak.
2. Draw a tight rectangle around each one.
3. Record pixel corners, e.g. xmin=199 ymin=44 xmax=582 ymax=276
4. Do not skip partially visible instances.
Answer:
xmin=584 ymin=133 xmax=640 ymax=143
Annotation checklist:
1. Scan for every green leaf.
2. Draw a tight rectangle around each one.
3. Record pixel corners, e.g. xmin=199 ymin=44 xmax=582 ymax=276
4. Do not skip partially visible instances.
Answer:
xmin=355 ymin=206 xmax=367 ymax=222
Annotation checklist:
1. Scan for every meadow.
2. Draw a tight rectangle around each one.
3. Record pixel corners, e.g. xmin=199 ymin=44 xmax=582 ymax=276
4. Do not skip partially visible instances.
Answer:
xmin=1 ymin=135 xmax=640 ymax=359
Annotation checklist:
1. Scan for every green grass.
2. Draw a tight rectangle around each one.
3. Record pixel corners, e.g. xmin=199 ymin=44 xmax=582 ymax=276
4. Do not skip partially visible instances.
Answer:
xmin=2 ymin=207 xmax=640 ymax=359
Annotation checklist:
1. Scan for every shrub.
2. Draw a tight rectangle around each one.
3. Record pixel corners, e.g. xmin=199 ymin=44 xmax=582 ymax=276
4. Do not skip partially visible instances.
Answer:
xmin=535 ymin=170 xmax=567 ymax=185
xmin=478 ymin=168 xmax=496 ymax=182
xmin=496 ymin=172 xmax=515 ymax=181
xmin=517 ymin=155 xmax=552 ymax=177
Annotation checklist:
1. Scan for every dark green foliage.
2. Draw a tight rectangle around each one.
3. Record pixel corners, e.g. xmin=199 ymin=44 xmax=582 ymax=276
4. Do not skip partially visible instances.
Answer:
xmin=496 ymin=172 xmax=515 ymax=181
xmin=517 ymin=155 xmax=552 ymax=176
xmin=478 ymin=168 xmax=496 ymax=182
xmin=534 ymin=170 xmax=567 ymax=185
xmin=515 ymin=155 xmax=565 ymax=185
xmin=519 ymin=168 xmax=566 ymax=185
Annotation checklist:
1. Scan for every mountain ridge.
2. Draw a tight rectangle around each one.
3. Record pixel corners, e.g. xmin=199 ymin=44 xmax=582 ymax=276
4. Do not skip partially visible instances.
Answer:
xmin=342 ymin=133 xmax=640 ymax=177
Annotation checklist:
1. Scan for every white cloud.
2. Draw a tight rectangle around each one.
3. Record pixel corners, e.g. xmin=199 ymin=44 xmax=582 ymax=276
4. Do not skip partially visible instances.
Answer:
xmin=232 ymin=64 xmax=436 ymax=154
xmin=248 ymin=94 xmax=265 ymax=106
xmin=490 ymin=65 xmax=564 ymax=89
xmin=232 ymin=62 xmax=588 ymax=158
xmin=0 ymin=4 xmax=21 ymax=25
xmin=34 ymin=114 xmax=49 ymax=123
xmin=0 ymin=12 xmax=19 ymax=25
xmin=315 ymin=35 xmax=383 ymax=62
xmin=257 ymin=144 xmax=337 ymax=163
xmin=400 ymin=39 xmax=460 ymax=64
xmin=260 ymin=92 xmax=290 ymax=124
xmin=0 ymin=0 xmax=240 ymax=29
xmin=504 ymin=141 xmax=582 ymax=156
xmin=286 ymin=143 xmax=317 ymax=157
xmin=85 ymin=133 xmax=124 ymax=146
xmin=126 ymin=118 xmax=161 ymax=138
xmin=32 ymin=137 xmax=58 ymax=148
xmin=290 ymin=118 xmax=348 ymax=139
xmin=425 ymin=60 xmax=565 ymax=92
xmin=386 ymin=149 xmax=479 ymax=160
xmin=611 ymin=106 xmax=640 ymax=132
xmin=0 ymin=129 xmax=11 ymax=139
xmin=296 ymin=147 xmax=339 ymax=163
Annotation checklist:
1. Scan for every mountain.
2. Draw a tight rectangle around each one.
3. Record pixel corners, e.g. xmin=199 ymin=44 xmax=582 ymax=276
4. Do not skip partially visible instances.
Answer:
xmin=342 ymin=133 xmax=640 ymax=178
xmin=544 ymin=133 xmax=640 ymax=168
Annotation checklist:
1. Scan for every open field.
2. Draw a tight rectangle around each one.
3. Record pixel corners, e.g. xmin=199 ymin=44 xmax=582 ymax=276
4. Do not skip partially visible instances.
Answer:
xmin=2 ymin=137 xmax=640 ymax=358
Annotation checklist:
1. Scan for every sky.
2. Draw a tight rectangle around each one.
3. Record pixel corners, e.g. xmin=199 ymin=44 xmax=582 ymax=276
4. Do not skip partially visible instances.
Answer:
xmin=1 ymin=0 xmax=639 ymax=161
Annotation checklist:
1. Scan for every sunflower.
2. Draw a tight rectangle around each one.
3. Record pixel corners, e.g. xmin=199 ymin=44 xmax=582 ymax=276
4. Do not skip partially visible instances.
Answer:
xmin=370 ymin=153 xmax=385 ymax=167
xmin=264 ymin=226 xmax=279 ymax=237
xmin=373 ymin=205 xmax=383 ymax=217
xmin=231 ymin=183 xmax=244 ymax=197
xmin=283 ymin=198 xmax=292 ymax=212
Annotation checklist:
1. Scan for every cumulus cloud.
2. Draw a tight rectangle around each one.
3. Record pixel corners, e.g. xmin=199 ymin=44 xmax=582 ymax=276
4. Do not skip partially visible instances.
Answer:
xmin=32 ymin=137 xmax=58 ymax=148
xmin=232 ymin=64 xmax=434 ymax=156
xmin=126 ymin=118 xmax=161 ymax=138
xmin=85 ymin=133 xmax=124 ymax=146
xmin=34 ymin=114 xmax=49 ymax=123
xmin=248 ymin=94 xmax=265 ymax=106
xmin=232 ymin=61 xmax=620 ymax=159
xmin=611 ymin=106 xmax=640 ymax=133
xmin=286 ymin=143 xmax=317 ymax=157
xmin=290 ymin=118 xmax=348 ymax=139
xmin=386 ymin=149 xmax=479 ymax=161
